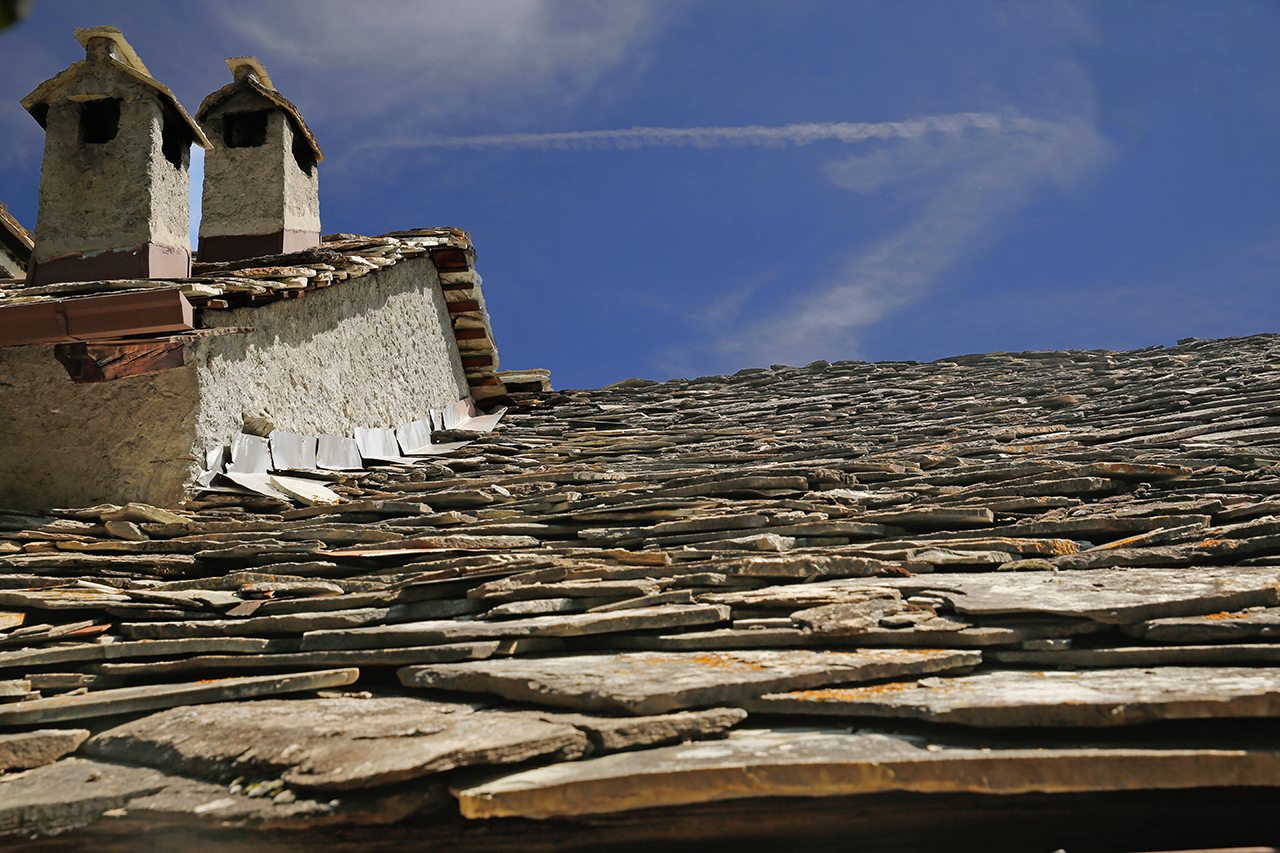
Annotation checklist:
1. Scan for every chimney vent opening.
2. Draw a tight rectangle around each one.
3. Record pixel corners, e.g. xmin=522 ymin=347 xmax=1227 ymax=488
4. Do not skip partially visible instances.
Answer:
xmin=292 ymin=128 xmax=316 ymax=175
xmin=80 ymin=98 xmax=121 ymax=144
xmin=161 ymin=108 xmax=188 ymax=168
xmin=223 ymin=110 xmax=269 ymax=148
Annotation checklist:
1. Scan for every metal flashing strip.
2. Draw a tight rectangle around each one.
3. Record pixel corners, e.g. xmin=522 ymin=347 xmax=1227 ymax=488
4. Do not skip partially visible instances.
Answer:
xmin=227 ymin=434 xmax=271 ymax=475
xmin=396 ymin=418 xmax=433 ymax=455
xmin=194 ymin=397 xmax=506 ymax=504
xmin=270 ymin=431 xmax=318 ymax=471
xmin=317 ymin=435 xmax=364 ymax=471
xmin=354 ymin=426 xmax=417 ymax=464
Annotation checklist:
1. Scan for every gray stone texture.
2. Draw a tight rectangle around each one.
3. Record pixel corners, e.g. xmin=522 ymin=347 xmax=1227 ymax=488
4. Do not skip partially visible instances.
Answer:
xmin=399 ymin=648 xmax=979 ymax=715
xmin=743 ymin=666 xmax=1280 ymax=726
xmin=0 ymin=729 xmax=90 ymax=772
xmin=84 ymin=696 xmax=590 ymax=790
xmin=0 ymin=757 xmax=170 ymax=838
xmin=454 ymin=727 xmax=1280 ymax=820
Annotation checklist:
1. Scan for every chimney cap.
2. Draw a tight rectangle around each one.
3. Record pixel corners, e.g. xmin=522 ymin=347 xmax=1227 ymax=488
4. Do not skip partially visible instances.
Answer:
xmin=74 ymin=26 xmax=151 ymax=76
xmin=197 ymin=58 xmax=324 ymax=163
xmin=22 ymin=26 xmax=211 ymax=149
xmin=226 ymin=56 xmax=274 ymax=90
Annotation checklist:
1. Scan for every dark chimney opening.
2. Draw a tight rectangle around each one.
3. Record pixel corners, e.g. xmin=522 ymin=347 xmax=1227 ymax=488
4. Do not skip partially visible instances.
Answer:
xmin=224 ymin=110 xmax=269 ymax=148
xmin=161 ymin=108 xmax=188 ymax=168
xmin=80 ymin=98 xmax=121 ymax=144
xmin=292 ymin=127 xmax=316 ymax=176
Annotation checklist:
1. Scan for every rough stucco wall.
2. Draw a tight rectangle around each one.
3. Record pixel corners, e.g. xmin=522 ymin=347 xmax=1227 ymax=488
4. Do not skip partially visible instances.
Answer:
xmin=194 ymin=255 xmax=468 ymax=454
xmin=147 ymin=112 xmax=191 ymax=251
xmin=0 ymin=346 xmax=199 ymax=511
xmin=280 ymin=117 xmax=321 ymax=232
xmin=33 ymin=68 xmax=189 ymax=260
xmin=199 ymin=107 xmax=319 ymax=239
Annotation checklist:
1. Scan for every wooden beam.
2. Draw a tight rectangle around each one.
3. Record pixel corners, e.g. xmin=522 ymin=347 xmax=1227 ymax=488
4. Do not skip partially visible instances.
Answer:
xmin=53 ymin=339 xmax=187 ymax=383
xmin=0 ymin=288 xmax=194 ymax=346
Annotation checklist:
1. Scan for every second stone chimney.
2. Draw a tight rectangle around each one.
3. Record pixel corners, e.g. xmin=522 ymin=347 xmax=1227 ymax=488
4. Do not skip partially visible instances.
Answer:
xmin=196 ymin=57 xmax=324 ymax=262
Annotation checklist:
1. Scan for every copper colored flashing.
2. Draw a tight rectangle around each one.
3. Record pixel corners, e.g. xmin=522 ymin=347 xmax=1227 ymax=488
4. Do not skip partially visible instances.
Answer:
xmin=197 ymin=230 xmax=321 ymax=263
xmin=0 ymin=288 xmax=194 ymax=346
xmin=430 ymin=248 xmax=472 ymax=271
xmin=28 ymin=243 xmax=191 ymax=286
xmin=54 ymin=338 xmax=186 ymax=383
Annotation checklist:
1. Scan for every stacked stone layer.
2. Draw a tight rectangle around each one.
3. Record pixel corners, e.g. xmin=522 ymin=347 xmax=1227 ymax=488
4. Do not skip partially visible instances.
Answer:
xmin=2 ymin=333 xmax=1280 ymax=845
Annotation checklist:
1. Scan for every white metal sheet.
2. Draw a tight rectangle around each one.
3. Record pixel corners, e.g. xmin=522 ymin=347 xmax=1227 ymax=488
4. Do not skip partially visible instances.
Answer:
xmin=316 ymin=435 xmax=363 ymax=470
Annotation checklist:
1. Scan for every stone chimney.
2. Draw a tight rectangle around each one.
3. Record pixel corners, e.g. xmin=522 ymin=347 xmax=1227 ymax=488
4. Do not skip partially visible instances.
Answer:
xmin=20 ymin=27 xmax=210 ymax=285
xmin=196 ymin=57 xmax=323 ymax=262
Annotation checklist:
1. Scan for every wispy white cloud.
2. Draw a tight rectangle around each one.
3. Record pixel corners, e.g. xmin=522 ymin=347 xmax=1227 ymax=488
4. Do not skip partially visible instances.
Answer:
xmin=369 ymin=113 xmax=1041 ymax=151
xmin=700 ymin=115 xmax=1115 ymax=368
xmin=210 ymin=0 xmax=670 ymax=127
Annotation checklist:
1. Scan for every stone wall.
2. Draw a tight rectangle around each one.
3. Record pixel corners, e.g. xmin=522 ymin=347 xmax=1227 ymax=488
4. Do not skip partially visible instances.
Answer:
xmin=0 ymin=346 xmax=199 ymax=511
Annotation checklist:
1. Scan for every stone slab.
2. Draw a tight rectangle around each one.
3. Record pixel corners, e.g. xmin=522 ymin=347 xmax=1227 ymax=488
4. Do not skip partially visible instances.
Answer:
xmin=300 ymin=604 xmax=730 ymax=651
xmin=116 ymin=772 xmax=448 ymax=831
xmin=118 ymin=598 xmax=481 ymax=639
xmin=0 ymin=757 xmax=170 ymax=838
xmin=399 ymin=648 xmax=979 ymax=715
xmin=861 ymin=567 xmax=1280 ymax=624
xmin=84 ymin=696 xmax=590 ymax=791
xmin=742 ymin=666 xmax=1280 ymax=726
xmin=720 ymin=554 xmax=885 ymax=579
xmin=1123 ymin=607 xmax=1280 ymax=644
xmin=454 ymin=726 xmax=1280 ymax=819
xmin=0 ymin=728 xmax=89 ymax=771
xmin=703 ymin=584 xmax=901 ymax=610
xmin=535 ymin=707 xmax=747 ymax=754
xmin=0 ymin=636 xmax=279 ymax=671
xmin=91 ymin=639 xmax=565 ymax=677
xmin=992 ymin=644 xmax=1280 ymax=667
xmin=601 ymin=620 xmax=1091 ymax=651
xmin=0 ymin=668 xmax=358 ymax=725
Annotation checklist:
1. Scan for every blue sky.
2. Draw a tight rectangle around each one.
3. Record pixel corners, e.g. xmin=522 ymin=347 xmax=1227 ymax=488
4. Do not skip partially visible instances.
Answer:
xmin=2 ymin=1 xmax=1278 ymax=388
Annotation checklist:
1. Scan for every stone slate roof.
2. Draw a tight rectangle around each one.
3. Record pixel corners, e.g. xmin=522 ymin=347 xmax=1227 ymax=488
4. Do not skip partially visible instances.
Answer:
xmin=0 ymin=229 xmax=504 ymax=403
xmin=3 ymin=333 xmax=1280 ymax=849
xmin=0 ymin=200 xmax=32 ymax=277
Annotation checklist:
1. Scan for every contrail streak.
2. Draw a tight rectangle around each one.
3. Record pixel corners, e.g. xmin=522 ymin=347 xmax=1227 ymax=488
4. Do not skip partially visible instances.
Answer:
xmin=386 ymin=113 xmax=1046 ymax=151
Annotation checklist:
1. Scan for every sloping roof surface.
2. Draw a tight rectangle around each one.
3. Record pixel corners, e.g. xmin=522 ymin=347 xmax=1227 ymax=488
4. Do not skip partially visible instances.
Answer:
xmin=3 ymin=333 xmax=1280 ymax=849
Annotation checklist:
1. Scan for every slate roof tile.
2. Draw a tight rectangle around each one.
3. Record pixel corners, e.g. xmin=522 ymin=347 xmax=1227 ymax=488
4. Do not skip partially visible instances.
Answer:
xmin=4 ymin=333 xmax=1280 ymax=843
